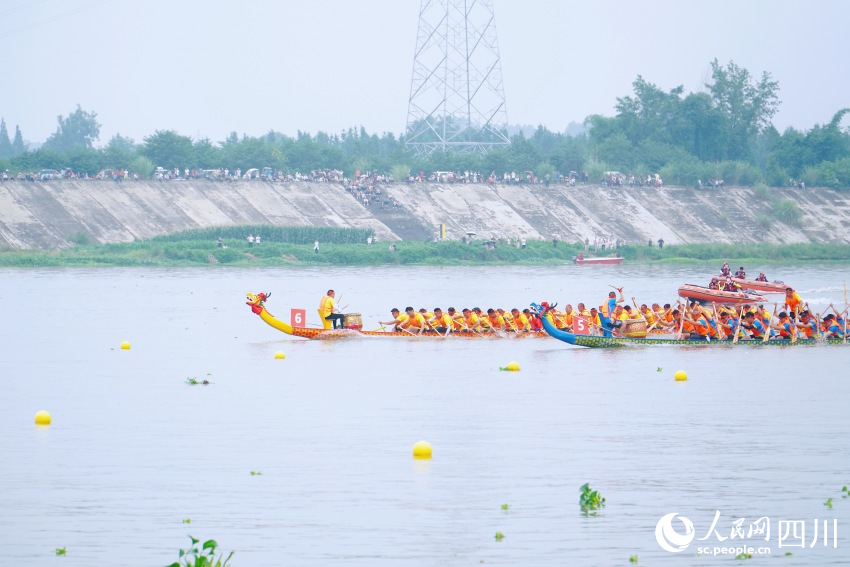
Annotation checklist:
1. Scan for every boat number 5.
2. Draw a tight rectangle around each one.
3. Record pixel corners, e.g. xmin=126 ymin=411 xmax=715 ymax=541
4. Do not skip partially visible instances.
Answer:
xmin=574 ymin=316 xmax=589 ymax=335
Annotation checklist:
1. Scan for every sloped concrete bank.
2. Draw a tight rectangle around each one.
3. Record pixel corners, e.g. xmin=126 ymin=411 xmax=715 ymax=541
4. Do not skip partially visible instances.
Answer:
xmin=1 ymin=179 xmax=849 ymax=250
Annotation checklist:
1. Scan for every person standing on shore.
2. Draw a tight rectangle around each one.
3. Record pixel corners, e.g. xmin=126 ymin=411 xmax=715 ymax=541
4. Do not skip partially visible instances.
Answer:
xmin=314 ymin=239 xmax=319 ymax=253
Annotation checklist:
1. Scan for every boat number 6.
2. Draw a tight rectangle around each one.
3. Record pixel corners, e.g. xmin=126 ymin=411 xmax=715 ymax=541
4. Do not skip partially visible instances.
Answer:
xmin=291 ymin=308 xmax=306 ymax=328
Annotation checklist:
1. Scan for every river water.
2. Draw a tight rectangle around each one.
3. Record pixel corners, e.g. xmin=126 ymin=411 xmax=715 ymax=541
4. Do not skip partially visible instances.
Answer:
xmin=1 ymin=264 xmax=849 ymax=566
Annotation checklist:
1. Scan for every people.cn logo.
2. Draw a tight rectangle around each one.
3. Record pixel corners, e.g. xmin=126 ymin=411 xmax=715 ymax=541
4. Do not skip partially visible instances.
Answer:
xmin=655 ymin=513 xmax=696 ymax=553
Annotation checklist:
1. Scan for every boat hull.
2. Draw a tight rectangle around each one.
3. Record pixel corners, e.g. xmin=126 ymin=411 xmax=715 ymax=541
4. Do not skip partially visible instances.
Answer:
xmin=732 ymin=277 xmax=789 ymax=293
xmin=678 ymin=284 xmax=765 ymax=305
xmin=573 ymin=257 xmax=623 ymax=265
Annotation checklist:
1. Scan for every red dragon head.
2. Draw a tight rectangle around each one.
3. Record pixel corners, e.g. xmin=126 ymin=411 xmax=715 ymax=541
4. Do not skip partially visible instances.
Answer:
xmin=246 ymin=292 xmax=271 ymax=315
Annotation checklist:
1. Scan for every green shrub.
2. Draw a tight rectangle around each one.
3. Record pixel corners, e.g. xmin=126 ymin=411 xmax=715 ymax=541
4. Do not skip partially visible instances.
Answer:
xmin=68 ymin=230 xmax=92 ymax=246
xmin=752 ymin=183 xmax=772 ymax=202
xmin=756 ymin=214 xmax=773 ymax=230
xmin=771 ymin=199 xmax=803 ymax=225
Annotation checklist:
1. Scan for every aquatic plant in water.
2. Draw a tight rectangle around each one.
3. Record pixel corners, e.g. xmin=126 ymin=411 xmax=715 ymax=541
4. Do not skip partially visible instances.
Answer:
xmin=629 ymin=554 xmax=638 ymax=563
xmin=579 ymin=483 xmax=606 ymax=513
xmin=55 ymin=547 xmax=66 ymax=556
xmin=494 ymin=531 xmax=504 ymax=541
xmin=167 ymin=536 xmax=233 ymax=567
xmin=501 ymin=503 xmax=509 ymax=511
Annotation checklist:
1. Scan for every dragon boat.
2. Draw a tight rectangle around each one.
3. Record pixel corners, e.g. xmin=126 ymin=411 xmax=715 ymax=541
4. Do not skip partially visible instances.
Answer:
xmin=678 ymin=283 xmax=766 ymax=305
xmin=246 ymin=292 xmax=548 ymax=340
xmin=531 ymin=302 xmax=846 ymax=348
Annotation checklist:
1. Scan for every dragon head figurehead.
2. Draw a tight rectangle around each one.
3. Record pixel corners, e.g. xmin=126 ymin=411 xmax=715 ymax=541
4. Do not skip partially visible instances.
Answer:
xmin=529 ymin=301 xmax=556 ymax=317
xmin=246 ymin=292 xmax=271 ymax=315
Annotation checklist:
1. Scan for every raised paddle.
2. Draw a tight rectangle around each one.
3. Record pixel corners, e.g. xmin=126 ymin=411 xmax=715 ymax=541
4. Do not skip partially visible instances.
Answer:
xmin=761 ymin=312 xmax=772 ymax=343
xmin=732 ymin=306 xmax=745 ymax=344
xmin=631 ymin=297 xmax=648 ymax=323
xmin=711 ymin=302 xmax=726 ymax=340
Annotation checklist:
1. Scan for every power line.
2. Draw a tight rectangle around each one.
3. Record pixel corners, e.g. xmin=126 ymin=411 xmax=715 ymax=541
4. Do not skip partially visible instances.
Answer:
xmin=0 ymin=0 xmax=50 ymax=19
xmin=0 ymin=0 xmax=111 ymax=41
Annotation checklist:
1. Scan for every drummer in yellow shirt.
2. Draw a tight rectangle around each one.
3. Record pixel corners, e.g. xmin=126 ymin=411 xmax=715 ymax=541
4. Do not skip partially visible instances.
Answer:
xmin=319 ymin=289 xmax=345 ymax=329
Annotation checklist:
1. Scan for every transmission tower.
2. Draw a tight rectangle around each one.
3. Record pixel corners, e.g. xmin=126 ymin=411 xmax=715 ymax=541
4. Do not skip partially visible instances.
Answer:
xmin=405 ymin=0 xmax=510 ymax=155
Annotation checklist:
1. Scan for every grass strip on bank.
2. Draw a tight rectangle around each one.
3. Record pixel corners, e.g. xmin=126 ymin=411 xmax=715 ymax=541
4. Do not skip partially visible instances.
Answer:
xmin=1 ymin=228 xmax=850 ymax=267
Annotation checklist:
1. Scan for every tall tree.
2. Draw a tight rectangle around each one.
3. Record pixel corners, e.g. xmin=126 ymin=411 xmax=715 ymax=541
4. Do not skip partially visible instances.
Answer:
xmin=705 ymin=59 xmax=780 ymax=161
xmin=11 ymin=125 xmax=25 ymax=156
xmin=42 ymin=105 xmax=101 ymax=152
xmin=141 ymin=130 xmax=195 ymax=169
xmin=103 ymin=134 xmax=137 ymax=169
xmin=614 ymin=76 xmax=686 ymax=145
xmin=0 ymin=119 xmax=12 ymax=158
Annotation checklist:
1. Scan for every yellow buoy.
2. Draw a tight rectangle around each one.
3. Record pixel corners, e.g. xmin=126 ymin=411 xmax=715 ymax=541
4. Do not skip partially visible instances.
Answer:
xmin=35 ymin=410 xmax=52 ymax=425
xmin=274 ymin=351 xmax=286 ymax=359
xmin=500 ymin=361 xmax=520 ymax=371
xmin=674 ymin=370 xmax=688 ymax=381
xmin=412 ymin=440 xmax=432 ymax=460
xmin=120 ymin=341 xmax=131 ymax=350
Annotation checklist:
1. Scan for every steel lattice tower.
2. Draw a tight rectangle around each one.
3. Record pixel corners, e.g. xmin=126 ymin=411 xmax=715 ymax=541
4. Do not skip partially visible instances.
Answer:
xmin=405 ymin=0 xmax=510 ymax=155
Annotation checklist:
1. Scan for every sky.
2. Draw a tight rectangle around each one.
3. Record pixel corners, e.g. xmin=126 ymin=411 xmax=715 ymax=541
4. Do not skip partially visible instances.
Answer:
xmin=3 ymin=0 xmax=849 ymax=147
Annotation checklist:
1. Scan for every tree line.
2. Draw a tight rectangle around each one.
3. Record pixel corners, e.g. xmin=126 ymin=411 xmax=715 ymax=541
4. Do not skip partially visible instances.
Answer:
xmin=2 ymin=60 xmax=848 ymax=188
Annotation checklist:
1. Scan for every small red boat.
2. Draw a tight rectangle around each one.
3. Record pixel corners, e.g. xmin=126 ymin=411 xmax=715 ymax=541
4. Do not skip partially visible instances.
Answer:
xmin=732 ymin=277 xmax=789 ymax=294
xmin=572 ymin=255 xmax=623 ymax=265
xmin=678 ymin=284 xmax=766 ymax=305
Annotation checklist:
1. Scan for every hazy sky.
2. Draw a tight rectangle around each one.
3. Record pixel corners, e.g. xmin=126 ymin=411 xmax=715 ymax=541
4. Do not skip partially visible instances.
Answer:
xmin=4 ymin=0 xmax=849 ymax=146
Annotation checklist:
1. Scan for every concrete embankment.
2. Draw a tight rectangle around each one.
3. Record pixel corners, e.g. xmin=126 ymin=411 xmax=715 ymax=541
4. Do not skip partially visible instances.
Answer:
xmin=1 ymin=179 xmax=849 ymax=250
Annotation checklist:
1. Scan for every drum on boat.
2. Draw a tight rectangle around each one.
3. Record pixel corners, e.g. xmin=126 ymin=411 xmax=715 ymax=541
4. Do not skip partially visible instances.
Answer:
xmin=622 ymin=319 xmax=648 ymax=338
xmin=343 ymin=313 xmax=363 ymax=330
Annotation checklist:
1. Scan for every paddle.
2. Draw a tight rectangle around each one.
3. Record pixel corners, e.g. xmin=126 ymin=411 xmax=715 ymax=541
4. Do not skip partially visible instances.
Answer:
xmin=761 ymin=308 xmax=772 ymax=343
xmin=632 ymin=297 xmax=649 ymax=323
xmin=732 ymin=306 xmax=745 ymax=344
xmin=675 ymin=302 xmax=686 ymax=340
xmin=711 ymin=302 xmax=726 ymax=340
xmin=647 ymin=305 xmax=673 ymax=332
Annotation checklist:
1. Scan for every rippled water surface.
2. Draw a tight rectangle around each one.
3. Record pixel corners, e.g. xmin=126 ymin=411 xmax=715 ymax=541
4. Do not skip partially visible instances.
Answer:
xmin=1 ymin=264 xmax=849 ymax=566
